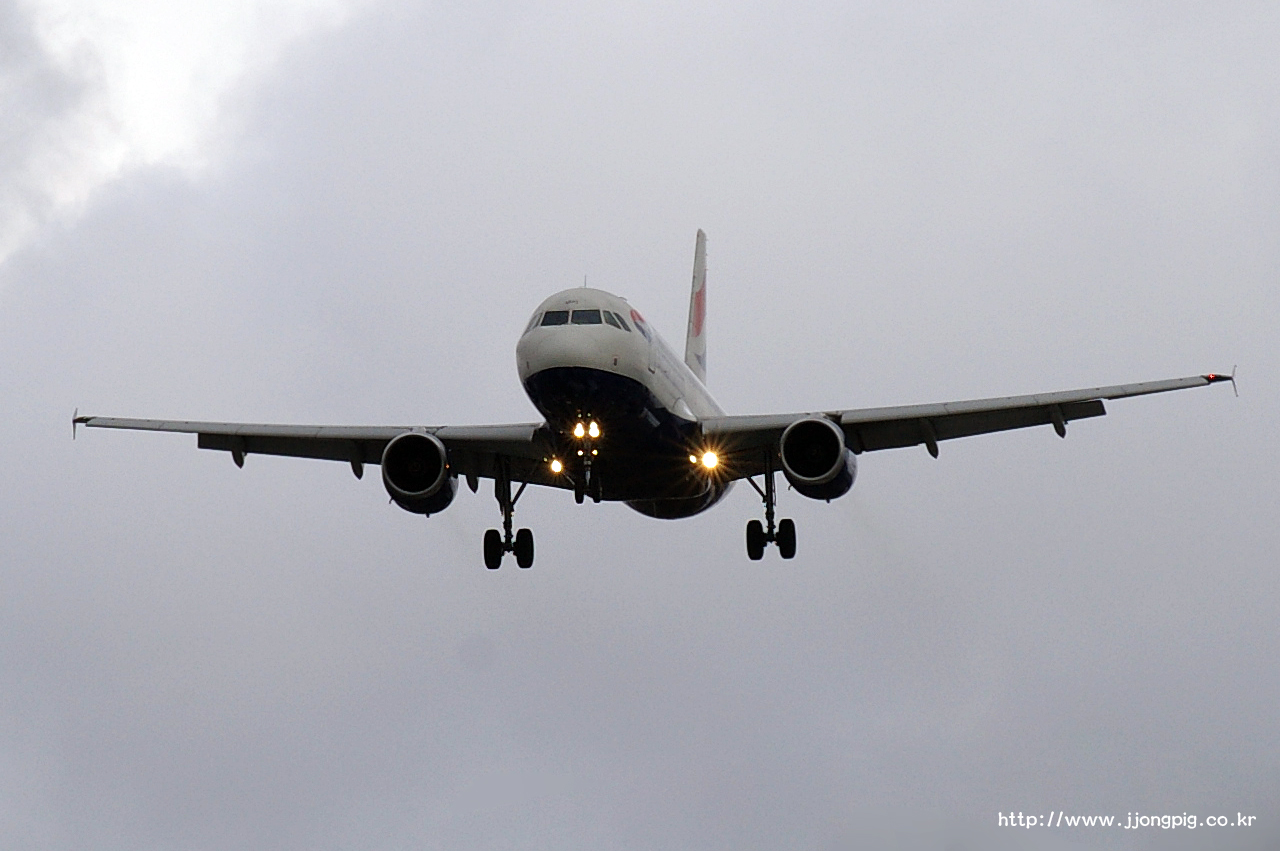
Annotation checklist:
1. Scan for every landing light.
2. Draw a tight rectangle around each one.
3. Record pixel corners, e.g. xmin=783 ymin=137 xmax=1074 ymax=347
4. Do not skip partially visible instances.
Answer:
xmin=550 ymin=459 xmax=563 ymax=474
xmin=588 ymin=421 xmax=600 ymax=438
xmin=573 ymin=422 xmax=585 ymax=438
xmin=701 ymin=451 xmax=718 ymax=470
xmin=689 ymin=454 xmax=698 ymax=464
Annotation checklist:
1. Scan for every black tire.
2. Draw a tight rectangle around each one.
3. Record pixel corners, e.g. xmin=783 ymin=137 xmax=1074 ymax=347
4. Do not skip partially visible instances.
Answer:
xmin=574 ymin=479 xmax=585 ymax=504
xmin=746 ymin=519 xmax=766 ymax=561
xmin=590 ymin=476 xmax=602 ymax=504
xmin=483 ymin=529 xmax=503 ymax=569
xmin=514 ymin=528 xmax=534 ymax=568
xmin=777 ymin=518 xmax=796 ymax=559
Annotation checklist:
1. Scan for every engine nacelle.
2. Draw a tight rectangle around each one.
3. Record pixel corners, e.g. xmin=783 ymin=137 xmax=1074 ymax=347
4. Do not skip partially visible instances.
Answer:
xmin=381 ymin=432 xmax=458 ymax=515
xmin=779 ymin=417 xmax=858 ymax=501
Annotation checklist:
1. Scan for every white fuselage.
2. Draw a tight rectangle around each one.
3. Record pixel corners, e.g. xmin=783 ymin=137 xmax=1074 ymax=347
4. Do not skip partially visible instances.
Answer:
xmin=516 ymin=288 xmax=723 ymax=424
xmin=514 ymin=288 xmax=729 ymax=518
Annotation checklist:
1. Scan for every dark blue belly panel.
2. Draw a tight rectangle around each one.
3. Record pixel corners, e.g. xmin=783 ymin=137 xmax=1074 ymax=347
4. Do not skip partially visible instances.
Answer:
xmin=522 ymin=367 xmax=730 ymax=516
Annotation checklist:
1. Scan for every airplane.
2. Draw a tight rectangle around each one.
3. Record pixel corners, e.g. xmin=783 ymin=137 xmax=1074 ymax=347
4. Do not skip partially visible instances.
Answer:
xmin=74 ymin=231 xmax=1234 ymax=568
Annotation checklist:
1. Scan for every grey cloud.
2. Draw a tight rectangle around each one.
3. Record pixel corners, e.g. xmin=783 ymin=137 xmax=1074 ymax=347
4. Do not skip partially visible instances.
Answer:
xmin=0 ymin=0 xmax=93 ymax=255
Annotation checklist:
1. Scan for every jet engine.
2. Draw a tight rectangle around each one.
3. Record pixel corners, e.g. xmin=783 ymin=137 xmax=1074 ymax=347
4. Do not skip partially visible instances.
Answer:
xmin=779 ymin=417 xmax=857 ymax=501
xmin=381 ymin=432 xmax=457 ymax=515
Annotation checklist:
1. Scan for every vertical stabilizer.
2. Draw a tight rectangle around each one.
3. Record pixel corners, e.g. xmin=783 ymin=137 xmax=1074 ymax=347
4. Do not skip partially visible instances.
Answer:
xmin=684 ymin=229 xmax=708 ymax=383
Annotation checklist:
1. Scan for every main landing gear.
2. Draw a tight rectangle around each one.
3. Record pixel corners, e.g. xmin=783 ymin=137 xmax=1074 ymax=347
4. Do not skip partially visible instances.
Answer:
xmin=485 ymin=460 xmax=534 ymax=569
xmin=745 ymin=453 xmax=796 ymax=561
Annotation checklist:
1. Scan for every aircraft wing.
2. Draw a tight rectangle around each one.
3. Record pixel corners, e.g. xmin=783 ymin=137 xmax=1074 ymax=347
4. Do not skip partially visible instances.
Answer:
xmin=72 ymin=416 xmax=562 ymax=489
xmin=700 ymin=373 xmax=1233 ymax=478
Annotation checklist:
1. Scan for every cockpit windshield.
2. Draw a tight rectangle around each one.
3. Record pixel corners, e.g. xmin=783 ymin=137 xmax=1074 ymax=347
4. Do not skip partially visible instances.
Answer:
xmin=534 ymin=307 xmax=632 ymax=331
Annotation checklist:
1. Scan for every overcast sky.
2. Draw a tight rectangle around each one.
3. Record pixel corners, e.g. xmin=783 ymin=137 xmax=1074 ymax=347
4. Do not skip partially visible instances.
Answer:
xmin=1 ymin=1 xmax=1277 ymax=849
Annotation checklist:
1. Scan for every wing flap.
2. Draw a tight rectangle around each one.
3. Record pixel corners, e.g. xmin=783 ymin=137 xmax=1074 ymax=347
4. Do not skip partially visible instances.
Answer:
xmin=849 ymin=399 xmax=1105 ymax=452
xmin=197 ymin=432 xmax=385 ymax=464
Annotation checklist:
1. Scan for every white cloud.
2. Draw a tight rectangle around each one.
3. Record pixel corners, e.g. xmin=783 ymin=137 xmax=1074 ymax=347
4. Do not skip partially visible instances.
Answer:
xmin=0 ymin=0 xmax=370 ymax=265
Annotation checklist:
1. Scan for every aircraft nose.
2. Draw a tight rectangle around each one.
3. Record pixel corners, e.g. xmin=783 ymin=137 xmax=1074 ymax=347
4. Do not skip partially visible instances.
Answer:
xmin=518 ymin=326 xmax=616 ymax=380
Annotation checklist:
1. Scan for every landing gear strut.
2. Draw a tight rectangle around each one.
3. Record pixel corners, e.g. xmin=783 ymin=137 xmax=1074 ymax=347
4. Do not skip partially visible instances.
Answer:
xmin=745 ymin=452 xmax=796 ymax=560
xmin=485 ymin=459 xmax=534 ymax=569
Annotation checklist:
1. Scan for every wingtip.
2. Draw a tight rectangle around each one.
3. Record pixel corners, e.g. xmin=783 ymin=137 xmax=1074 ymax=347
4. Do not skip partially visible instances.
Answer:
xmin=1203 ymin=367 xmax=1238 ymax=397
xmin=72 ymin=410 xmax=96 ymax=439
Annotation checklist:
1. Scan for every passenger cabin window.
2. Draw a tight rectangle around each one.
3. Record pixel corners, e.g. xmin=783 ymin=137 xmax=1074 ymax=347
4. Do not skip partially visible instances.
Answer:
xmin=602 ymin=311 xmax=620 ymax=329
xmin=540 ymin=310 xmax=570 ymax=326
xmin=611 ymin=311 xmax=631 ymax=331
xmin=571 ymin=309 xmax=603 ymax=324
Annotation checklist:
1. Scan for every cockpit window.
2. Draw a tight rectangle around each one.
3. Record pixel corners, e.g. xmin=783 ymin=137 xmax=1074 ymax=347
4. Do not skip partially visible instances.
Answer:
xmin=524 ymin=313 xmax=541 ymax=333
xmin=570 ymin=309 xmax=603 ymax=325
xmin=611 ymin=311 xmax=631 ymax=331
xmin=602 ymin=311 xmax=621 ymax=329
xmin=540 ymin=310 xmax=570 ymax=326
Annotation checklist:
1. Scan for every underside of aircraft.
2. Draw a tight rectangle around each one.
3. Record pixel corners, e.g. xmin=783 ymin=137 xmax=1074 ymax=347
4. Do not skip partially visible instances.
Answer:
xmin=75 ymin=231 xmax=1233 ymax=568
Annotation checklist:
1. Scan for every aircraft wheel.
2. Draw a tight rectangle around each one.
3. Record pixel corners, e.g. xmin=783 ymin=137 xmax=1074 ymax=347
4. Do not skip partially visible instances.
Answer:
xmin=590 ymin=477 xmax=602 ymax=504
xmin=746 ymin=520 xmax=765 ymax=561
xmin=514 ymin=528 xmax=534 ymax=568
xmin=574 ymin=479 xmax=585 ymax=504
xmin=483 ymin=529 xmax=503 ymax=569
xmin=777 ymin=518 xmax=797 ymax=560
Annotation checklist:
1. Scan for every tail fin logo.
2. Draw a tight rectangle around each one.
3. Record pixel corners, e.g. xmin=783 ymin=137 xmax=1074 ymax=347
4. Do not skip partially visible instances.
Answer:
xmin=691 ymin=286 xmax=706 ymax=337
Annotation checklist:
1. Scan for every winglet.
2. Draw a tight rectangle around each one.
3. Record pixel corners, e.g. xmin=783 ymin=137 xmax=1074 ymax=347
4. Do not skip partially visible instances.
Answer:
xmin=72 ymin=409 xmax=92 ymax=439
xmin=683 ymin=229 xmax=708 ymax=384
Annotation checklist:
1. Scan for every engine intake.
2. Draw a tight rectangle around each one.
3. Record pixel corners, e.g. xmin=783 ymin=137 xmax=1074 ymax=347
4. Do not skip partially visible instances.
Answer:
xmin=381 ymin=432 xmax=457 ymax=515
xmin=779 ymin=417 xmax=857 ymax=501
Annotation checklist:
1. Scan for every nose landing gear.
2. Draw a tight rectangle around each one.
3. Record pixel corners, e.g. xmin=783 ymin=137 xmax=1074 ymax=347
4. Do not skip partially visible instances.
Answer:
xmin=745 ymin=453 xmax=796 ymax=560
xmin=484 ymin=460 xmax=534 ymax=569
xmin=570 ymin=416 xmax=603 ymax=505
xmin=572 ymin=473 xmax=603 ymax=505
